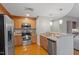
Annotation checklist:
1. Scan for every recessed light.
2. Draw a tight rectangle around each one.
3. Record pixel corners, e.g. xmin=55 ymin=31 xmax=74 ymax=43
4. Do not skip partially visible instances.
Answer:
xmin=59 ymin=20 xmax=63 ymax=24
xmin=26 ymin=13 xmax=30 ymax=16
xmin=50 ymin=21 xmax=53 ymax=26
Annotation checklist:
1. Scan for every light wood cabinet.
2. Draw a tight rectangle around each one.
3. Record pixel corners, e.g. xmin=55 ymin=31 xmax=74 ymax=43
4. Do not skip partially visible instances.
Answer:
xmin=40 ymin=35 xmax=48 ymax=51
xmin=0 ymin=4 xmax=10 ymax=15
xmin=14 ymin=35 xmax=22 ymax=46
xmin=31 ymin=33 xmax=37 ymax=43
xmin=11 ymin=16 xmax=36 ymax=29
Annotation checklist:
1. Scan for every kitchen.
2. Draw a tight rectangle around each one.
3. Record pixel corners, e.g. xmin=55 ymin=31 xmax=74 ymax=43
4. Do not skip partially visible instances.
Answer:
xmin=0 ymin=3 xmax=79 ymax=55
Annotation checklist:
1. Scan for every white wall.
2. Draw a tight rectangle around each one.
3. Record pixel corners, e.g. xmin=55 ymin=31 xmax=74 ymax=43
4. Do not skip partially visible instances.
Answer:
xmin=51 ymin=16 xmax=79 ymax=33
xmin=36 ymin=16 xmax=51 ymax=45
xmin=52 ymin=20 xmax=61 ymax=32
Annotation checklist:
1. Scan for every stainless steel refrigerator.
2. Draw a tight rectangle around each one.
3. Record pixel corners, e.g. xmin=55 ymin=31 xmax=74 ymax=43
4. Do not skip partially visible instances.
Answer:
xmin=0 ymin=14 xmax=14 ymax=55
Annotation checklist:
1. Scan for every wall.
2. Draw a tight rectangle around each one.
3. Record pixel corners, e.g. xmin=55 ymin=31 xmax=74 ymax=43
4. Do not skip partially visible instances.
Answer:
xmin=36 ymin=16 xmax=51 ymax=45
xmin=36 ymin=16 xmax=51 ymax=34
xmin=52 ymin=20 xmax=60 ymax=32
xmin=51 ymin=19 xmax=67 ymax=33
xmin=51 ymin=16 xmax=79 ymax=33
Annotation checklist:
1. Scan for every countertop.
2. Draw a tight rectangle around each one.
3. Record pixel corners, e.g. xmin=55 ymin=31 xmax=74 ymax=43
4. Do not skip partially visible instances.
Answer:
xmin=40 ymin=33 xmax=58 ymax=41
xmin=40 ymin=33 xmax=68 ymax=42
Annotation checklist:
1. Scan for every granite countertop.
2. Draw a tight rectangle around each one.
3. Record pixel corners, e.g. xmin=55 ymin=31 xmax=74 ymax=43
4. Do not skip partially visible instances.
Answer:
xmin=40 ymin=33 xmax=58 ymax=41
xmin=40 ymin=33 xmax=67 ymax=42
xmin=47 ymin=36 xmax=58 ymax=41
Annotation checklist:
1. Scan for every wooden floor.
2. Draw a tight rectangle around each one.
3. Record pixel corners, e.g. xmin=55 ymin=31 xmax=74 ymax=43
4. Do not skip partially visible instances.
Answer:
xmin=15 ymin=43 xmax=79 ymax=55
xmin=15 ymin=44 xmax=48 ymax=55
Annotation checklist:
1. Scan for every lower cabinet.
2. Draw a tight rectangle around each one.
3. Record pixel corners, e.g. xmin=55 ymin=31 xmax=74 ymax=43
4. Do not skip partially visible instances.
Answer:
xmin=40 ymin=35 xmax=48 ymax=51
xmin=31 ymin=33 xmax=37 ymax=44
xmin=40 ymin=35 xmax=56 ymax=55
xmin=14 ymin=35 xmax=22 ymax=46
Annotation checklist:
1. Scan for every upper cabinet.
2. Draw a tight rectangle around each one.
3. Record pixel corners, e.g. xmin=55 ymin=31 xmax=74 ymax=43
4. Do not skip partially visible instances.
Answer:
xmin=11 ymin=16 xmax=36 ymax=29
xmin=67 ymin=21 xmax=79 ymax=33
xmin=0 ymin=4 xmax=10 ymax=15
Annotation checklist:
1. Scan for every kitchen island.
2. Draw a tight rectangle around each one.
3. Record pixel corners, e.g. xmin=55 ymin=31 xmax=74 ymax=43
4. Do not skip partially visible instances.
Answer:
xmin=40 ymin=33 xmax=74 ymax=55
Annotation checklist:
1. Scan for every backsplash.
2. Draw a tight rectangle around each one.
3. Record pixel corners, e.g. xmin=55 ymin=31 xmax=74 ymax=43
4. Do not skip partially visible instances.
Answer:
xmin=14 ymin=28 xmax=36 ymax=35
xmin=14 ymin=29 xmax=22 ymax=35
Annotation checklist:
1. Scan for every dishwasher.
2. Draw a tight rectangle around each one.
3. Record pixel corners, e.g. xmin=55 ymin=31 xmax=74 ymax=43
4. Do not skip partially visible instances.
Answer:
xmin=48 ymin=39 xmax=56 ymax=55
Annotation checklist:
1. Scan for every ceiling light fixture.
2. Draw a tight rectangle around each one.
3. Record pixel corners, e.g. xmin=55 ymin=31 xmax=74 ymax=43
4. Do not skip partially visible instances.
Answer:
xmin=50 ymin=21 xmax=53 ymax=26
xmin=26 ymin=13 xmax=30 ymax=17
xmin=59 ymin=20 xmax=63 ymax=24
xmin=24 ymin=7 xmax=34 ymax=17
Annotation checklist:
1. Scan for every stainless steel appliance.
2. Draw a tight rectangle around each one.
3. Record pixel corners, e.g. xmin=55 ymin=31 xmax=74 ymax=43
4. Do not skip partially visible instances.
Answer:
xmin=0 ymin=14 xmax=14 ymax=55
xmin=22 ymin=23 xmax=31 ymax=45
xmin=48 ymin=39 xmax=56 ymax=55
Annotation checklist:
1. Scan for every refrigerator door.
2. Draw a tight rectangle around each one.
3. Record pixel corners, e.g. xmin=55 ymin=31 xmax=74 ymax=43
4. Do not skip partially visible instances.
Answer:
xmin=0 ymin=14 xmax=5 ymax=55
xmin=4 ymin=15 xmax=14 ymax=55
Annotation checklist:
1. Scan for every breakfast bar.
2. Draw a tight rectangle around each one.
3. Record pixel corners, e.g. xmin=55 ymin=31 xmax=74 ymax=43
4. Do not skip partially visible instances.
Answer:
xmin=40 ymin=33 xmax=74 ymax=55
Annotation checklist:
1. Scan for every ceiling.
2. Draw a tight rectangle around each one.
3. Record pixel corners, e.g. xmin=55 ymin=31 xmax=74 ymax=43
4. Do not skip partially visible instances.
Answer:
xmin=67 ymin=3 xmax=79 ymax=17
xmin=2 ymin=3 xmax=74 ymax=19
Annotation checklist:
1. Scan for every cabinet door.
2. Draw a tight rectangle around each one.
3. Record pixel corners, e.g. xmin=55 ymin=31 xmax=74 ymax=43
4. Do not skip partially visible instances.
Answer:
xmin=43 ymin=37 xmax=48 ymax=51
xmin=14 ymin=35 xmax=22 ymax=46
xmin=40 ymin=35 xmax=43 ymax=46
xmin=40 ymin=35 xmax=48 ymax=51
xmin=31 ymin=33 xmax=37 ymax=43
